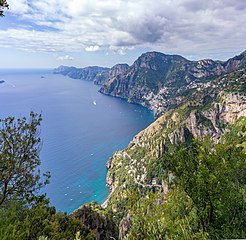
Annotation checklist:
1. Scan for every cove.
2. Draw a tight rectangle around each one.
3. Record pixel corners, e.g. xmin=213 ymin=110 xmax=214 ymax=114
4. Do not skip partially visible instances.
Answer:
xmin=0 ymin=69 xmax=154 ymax=213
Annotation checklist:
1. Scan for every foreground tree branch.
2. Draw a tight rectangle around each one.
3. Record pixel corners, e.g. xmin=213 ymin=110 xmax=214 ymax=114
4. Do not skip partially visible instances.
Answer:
xmin=0 ymin=0 xmax=8 ymax=16
xmin=0 ymin=112 xmax=50 ymax=207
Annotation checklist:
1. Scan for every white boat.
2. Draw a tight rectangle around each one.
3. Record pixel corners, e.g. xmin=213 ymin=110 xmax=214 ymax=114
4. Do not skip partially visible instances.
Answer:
xmin=93 ymin=100 xmax=97 ymax=105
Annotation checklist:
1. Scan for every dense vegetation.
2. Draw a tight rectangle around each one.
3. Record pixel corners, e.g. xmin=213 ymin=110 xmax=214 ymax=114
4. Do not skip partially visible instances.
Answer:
xmin=0 ymin=199 xmax=95 ymax=240
xmin=106 ymin=118 xmax=246 ymax=240
xmin=1 ymin=115 xmax=245 ymax=239
xmin=0 ymin=197 xmax=120 ymax=239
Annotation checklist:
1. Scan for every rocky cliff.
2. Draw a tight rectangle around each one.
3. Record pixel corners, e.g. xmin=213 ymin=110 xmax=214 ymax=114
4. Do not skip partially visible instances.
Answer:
xmin=54 ymin=65 xmax=111 ymax=85
xmin=100 ymin=50 xmax=246 ymax=116
xmin=106 ymin=91 xmax=246 ymax=200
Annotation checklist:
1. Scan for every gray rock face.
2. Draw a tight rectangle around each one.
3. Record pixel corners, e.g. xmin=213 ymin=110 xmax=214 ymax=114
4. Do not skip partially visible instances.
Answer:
xmin=100 ymin=52 xmax=190 ymax=101
xmin=204 ymin=93 xmax=246 ymax=125
xmin=223 ymin=50 xmax=246 ymax=72
xmin=109 ymin=64 xmax=130 ymax=79
xmin=118 ymin=213 xmax=133 ymax=240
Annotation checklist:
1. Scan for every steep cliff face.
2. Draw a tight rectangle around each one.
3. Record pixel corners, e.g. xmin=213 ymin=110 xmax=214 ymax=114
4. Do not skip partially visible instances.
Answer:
xmin=54 ymin=65 xmax=111 ymax=85
xmin=108 ymin=92 xmax=246 ymax=172
xmin=100 ymin=50 xmax=246 ymax=116
xmin=204 ymin=93 xmax=246 ymax=125
xmin=109 ymin=64 xmax=130 ymax=79
xmin=100 ymin=52 xmax=191 ymax=103
xmin=223 ymin=50 xmax=246 ymax=72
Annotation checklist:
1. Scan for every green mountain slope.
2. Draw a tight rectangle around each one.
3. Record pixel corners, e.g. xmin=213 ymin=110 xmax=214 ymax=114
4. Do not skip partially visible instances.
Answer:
xmin=103 ymin=66 xmax=246 ymax=239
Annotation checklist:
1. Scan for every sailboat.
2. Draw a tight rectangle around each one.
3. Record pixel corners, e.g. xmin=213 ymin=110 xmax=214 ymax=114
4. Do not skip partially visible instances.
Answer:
xmin=93 ymin=100 xmax=97 ymax=105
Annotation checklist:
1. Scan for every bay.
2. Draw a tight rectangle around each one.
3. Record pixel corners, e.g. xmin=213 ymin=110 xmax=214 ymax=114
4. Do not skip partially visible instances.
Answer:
xmin=0 ymin=69 xmax=154 ymax=213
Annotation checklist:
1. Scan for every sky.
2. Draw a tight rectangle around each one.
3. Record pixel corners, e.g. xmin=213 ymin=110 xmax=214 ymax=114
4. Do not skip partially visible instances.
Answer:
xmin=0 ymin=0 xmax=246 ymax=68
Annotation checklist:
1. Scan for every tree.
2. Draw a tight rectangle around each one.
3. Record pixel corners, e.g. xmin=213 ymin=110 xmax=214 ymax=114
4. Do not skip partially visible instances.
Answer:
xmin=0 ymin=0 xmax=8 ymax=16
xmin=0 ymin=112 xmax=50 ymax=207
xmin=0 ymin=199 xmax=95 ymax=239
xmin=165 ymin=137 xmax=246 ymax=238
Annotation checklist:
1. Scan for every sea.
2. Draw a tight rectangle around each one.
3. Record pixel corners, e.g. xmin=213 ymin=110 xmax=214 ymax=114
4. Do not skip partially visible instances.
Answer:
xmin=0 ymin=69 xmax=154 ymax=213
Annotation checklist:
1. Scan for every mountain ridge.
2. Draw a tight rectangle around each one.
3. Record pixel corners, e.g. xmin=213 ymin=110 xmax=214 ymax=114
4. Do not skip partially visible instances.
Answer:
xmin=53 ymin=63 xmax=131 ymax=85
xmin=54 ymin=51 xmax=246 ymax=111
xmin=99 ymin=50 xmax=246 ymax=116
xmin=54 ymin=65 xmax=111 ymax=85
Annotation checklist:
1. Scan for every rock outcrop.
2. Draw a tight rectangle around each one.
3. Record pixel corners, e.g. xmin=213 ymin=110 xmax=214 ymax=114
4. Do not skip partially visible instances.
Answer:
xmin=118 ymin=214 xmax=133 ymax=240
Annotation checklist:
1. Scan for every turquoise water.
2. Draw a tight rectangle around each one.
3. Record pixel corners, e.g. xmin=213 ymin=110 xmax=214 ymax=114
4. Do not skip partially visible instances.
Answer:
xmin=0 ymin=69 xmax=154 ymax=213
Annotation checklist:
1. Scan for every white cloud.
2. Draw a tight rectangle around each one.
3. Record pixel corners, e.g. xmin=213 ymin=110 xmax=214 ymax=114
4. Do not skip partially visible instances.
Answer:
xmin=57 ymin=55 xmax=74 ymax=61
xmin=85 ymin=45 xmax=100 ymax=52
xmin=2 ymin=0 xmax=246 ymax=59
xmin=110 ymin=46 xmax=135 ymax=56
xmin=118 ymin=48 xmax=126 ymax=56
xmin=8 ymin=0 xmax=30 ymax=14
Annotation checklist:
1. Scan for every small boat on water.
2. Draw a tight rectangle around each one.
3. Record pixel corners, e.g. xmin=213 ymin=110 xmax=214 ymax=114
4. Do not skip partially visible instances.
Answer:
xmin=93 ymin=100 xmax=97 ymax=105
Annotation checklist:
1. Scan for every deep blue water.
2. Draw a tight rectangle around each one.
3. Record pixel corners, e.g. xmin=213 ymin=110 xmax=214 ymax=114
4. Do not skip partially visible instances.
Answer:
xmin=0 ymin=69 xmax=154 ymax=213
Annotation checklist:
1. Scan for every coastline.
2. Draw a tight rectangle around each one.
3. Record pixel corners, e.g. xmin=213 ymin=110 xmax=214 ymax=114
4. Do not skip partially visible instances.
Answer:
xmin=101 ymin=195 xmax=109 ymax=209
xmin=51 ymin=72 xmax=154 ymax=214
